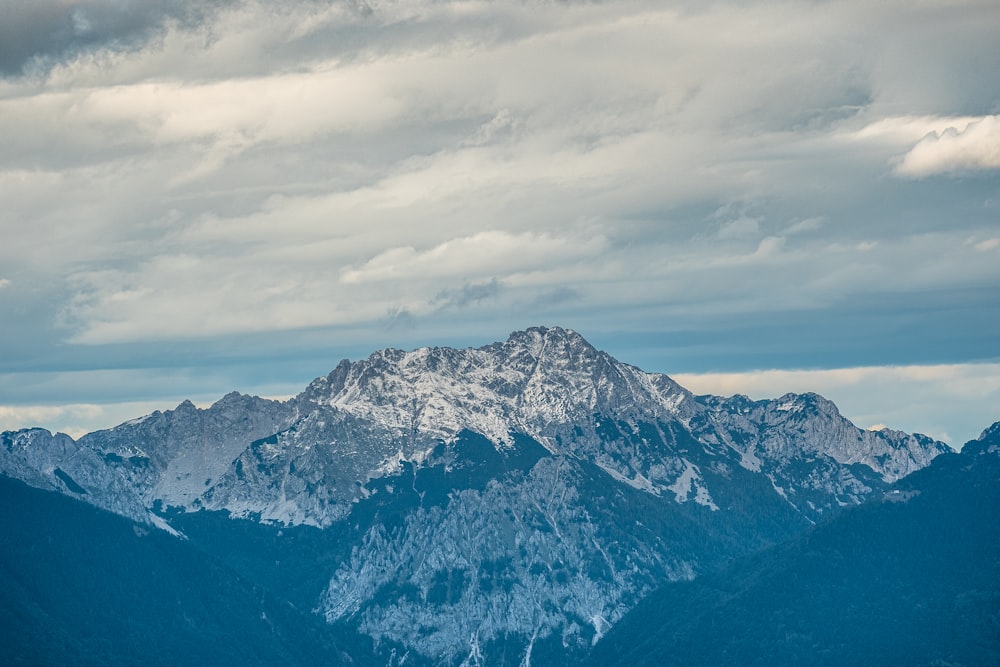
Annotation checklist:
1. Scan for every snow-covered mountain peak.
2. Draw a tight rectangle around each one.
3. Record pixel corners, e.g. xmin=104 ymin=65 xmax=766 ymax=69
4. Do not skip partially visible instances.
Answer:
xmin=498 ymin=324 xmax=593 ymax=358
xmin=301 ymin=326 xmax=692 ymax=449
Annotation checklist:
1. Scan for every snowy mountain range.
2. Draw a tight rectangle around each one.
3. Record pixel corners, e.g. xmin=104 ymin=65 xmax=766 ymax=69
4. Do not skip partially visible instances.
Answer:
xmin=0 ymin=326 xmax=956 ymax=665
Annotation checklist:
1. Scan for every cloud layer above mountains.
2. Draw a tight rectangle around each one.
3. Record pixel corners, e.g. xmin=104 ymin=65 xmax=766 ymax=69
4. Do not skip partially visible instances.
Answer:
xmin=1 ymin=0 xmax=997 ymax=444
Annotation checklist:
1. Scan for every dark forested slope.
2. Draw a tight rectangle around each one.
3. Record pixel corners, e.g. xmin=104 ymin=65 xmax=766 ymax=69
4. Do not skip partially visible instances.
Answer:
xmin=591 ymin=423 xmax=1000 ymax=667
xmin=0 ymin=475 xmax=374 ymax=667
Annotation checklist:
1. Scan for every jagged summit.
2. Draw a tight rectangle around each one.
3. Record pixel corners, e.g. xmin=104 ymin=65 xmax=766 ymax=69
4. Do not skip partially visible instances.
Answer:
xmin=498 ymin=324 xmax=598 ymax=357
xmin=299 ymin=325 xmax=692 ymax=450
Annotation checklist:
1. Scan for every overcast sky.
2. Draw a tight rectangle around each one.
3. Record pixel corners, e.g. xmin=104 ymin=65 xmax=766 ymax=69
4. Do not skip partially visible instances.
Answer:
xmin=1 ymin=0 xmax=998 ymax=447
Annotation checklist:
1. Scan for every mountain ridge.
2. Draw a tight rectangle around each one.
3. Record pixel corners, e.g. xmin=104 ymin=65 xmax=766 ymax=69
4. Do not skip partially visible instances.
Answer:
xmin=4 ymin=326 xmax=948 ymax=529
xmin=0 ymin=325 xmax=959 ymax=665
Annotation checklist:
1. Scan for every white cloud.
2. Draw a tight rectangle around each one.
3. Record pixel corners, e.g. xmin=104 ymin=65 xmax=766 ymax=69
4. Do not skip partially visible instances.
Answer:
xmin=849 ymin=115 xmax=985 ymax=145
xmin=784 ymin=217 xmax=825 ymax=235
xmin=0 ymin=278 xmax=10 ymax=289
xmin=896 ymin=115 xmax=1000 ymax=176
xmin=340 ymin=230 xmax=607 ymax=285
xmin=0 ymin=402 xmax=144 ymax=439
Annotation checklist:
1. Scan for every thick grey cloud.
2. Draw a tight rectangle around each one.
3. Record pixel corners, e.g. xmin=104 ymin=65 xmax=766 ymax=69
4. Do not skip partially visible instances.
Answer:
xmin=0 ymin=0 xmax=236 ymax=76
xmin=0 ymin=0 xmax=997 ymax=443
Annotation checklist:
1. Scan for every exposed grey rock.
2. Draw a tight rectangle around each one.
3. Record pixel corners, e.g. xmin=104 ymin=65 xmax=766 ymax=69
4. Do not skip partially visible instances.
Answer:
xmin=0 ymin=428 xmax=152 ymax=525
xmin=78 ymin=392 xmax=297 ymax=509
xmin=321 ymin=455 xmax=696 ymax=663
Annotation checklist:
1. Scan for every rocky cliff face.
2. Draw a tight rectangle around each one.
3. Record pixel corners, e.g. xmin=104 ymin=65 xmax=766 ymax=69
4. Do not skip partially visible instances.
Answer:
xmin=690 ymin=391 xmax=950 ymax=522
xmin=1 ymin=428 xmax=154 ymax=527
xmin=696 ymin=391 xmax=946 ymax=482
xmin=78 ymin=393 xmax=297 ymax=510
xmin=0 ymin=326 xmax=953 ymax=665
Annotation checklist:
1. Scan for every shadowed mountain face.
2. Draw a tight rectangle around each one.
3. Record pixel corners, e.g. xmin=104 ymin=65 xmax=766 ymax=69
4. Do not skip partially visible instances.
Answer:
xmin=0 ymin=326 xmax=957 ymax=665
xmin=0 ymin=474 xmax=377 ymax=667
xmin=590 ymin=422 xmax=1000 ymax=667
